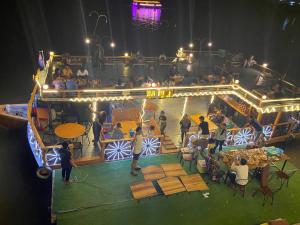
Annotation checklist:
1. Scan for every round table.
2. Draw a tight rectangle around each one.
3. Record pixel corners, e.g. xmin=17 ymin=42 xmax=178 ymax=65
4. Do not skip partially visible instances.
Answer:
xmin=54 ymin=123 xmax=85 ymax=139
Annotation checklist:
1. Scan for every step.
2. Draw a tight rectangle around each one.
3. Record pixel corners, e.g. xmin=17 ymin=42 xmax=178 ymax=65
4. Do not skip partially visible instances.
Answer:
xmin=161 ymin=147 xmax=179 ymax=154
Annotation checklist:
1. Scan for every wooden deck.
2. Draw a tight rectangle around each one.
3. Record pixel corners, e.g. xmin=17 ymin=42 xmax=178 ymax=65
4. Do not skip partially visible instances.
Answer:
xmin=141 ymin=165 xmax=166 ymax=181
xmin=161 ymin=163 xmax=188 ymax=177
xmin=130 ymin=180 xmax=158 ymax=200
xmin=180 ymin=174 xmax=209 ymax=192
xmin=157 ymin=177 xmax=186 ymax=196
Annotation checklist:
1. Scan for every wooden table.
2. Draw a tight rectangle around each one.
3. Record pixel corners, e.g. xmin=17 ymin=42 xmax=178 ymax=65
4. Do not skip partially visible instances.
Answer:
xmin=54 ymin=123 xmax=85 ymax=139
xmin=157 ymin=177 xmax=186 ymax=196
xmin=161 ymin=163 xmax=187 ymax=177
xmin=130 ymin=180 xmax=158 ymax=200
xmin=180 ymin=174 xmax=209 ymax=192
xmin=220 ymin=148 xmax=290 ymax=170
xmin=141 ymin=165 xmax=165 ymax=181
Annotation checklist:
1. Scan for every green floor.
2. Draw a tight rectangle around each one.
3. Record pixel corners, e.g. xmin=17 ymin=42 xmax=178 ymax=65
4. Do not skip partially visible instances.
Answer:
xmin=53 ymin=154 xmax=300 ymax=225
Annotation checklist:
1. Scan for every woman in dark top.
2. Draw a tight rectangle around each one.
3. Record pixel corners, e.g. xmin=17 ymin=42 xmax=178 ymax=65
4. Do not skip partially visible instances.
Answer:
xmin=59 ymin=142 xmax=77 ymax=184
xmin=180 ymin=114 xmax=191 ymax=143
xmin=159 ymin=111 xmax=167 ymax=136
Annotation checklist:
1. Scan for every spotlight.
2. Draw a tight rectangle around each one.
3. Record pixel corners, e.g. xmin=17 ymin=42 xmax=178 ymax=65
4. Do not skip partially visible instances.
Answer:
xmin=151 ymin=82 xmax=157 ymax=87
xmin=110 ymin=42 xmax=115 ymax=48
xmin=262 ymin=95 xmax=267 ymax=100
xmin=179 ymin=47 xmax=183 ymax=51
xmin=49 ymin=51 xmax=54 ymax=56
xmin=43 ymin=84 xmax=49 ymax=90
xmin=262 ymin=63 xmax=268 ymax=68
xmin=234 ymin=79 xmax=240 ymax=84
xmin=85 ymin=38 xmax=91 ymax=44
xmin=189 ymin=43 xmax=194 ymax=48
xmin=207 ymin=42 xmax=213 ymax=47
xmin=124 ymin=52 xmax=129 ymax=57
xmin=189 ymin=53 xmax=194 ymax=57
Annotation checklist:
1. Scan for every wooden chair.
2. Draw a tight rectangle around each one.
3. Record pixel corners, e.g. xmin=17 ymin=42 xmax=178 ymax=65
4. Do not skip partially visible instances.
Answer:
xmin=233 ymin=179 xmax=249 ymax=198
xmin=252 ymin=165 xmax=279 ymax=206
xmin=275 ymin=169 xmax=297 ymax=189
xmin=70 ymin=141 xmax=83 ymax=157
xmin=180 ymin=150 xmax=197 ymax=171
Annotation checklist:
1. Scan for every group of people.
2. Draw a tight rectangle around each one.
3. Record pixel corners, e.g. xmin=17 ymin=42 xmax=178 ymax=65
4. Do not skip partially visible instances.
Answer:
xmin=52 ymin=65 xmax=90 ymax=90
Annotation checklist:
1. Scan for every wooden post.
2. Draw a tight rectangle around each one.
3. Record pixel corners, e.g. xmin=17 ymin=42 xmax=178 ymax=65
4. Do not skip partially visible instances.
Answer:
xmin=271 ymin=112 xmax=283 ymax=138
xmin=274 ymin=112 xmax=283 ymax=126
xmin=257 ymin=112 xmax=262 ymax=123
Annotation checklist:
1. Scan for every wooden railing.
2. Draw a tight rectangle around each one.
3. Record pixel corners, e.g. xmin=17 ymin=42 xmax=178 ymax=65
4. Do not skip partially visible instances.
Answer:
xmin=27 ymin=84 xmax=46 ymax=166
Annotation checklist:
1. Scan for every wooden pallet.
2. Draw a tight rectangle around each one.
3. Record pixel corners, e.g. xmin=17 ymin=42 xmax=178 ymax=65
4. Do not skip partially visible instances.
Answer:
xmin=157 ymin=177 xmax=186 ymax=196
xmin=141 ymin=165 xmax=166 ymax=181
xmin=161 ymin=163 xmax=187 ymax=177
xmin=130 ymin=180 xmax=158 ymax=200
xmin=180 ymin=174 xmax=209 ymax=192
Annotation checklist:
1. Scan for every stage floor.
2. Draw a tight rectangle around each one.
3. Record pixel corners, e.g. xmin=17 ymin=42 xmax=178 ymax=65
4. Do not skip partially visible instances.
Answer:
xmin=52 ymin=154 xmax=300 ymax=225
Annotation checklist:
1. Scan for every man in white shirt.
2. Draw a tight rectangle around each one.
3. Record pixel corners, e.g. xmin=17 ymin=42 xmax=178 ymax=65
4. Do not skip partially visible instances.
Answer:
xmin=228 ymin=158 xmax=249 ymax=186
xmin=77 ymin=65 xmax=89 ymax=77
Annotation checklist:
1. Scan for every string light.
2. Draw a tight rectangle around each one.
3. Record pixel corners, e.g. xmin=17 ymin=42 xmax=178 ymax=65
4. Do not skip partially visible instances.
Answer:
xmin=92 ymin=101 xmax=97 ymax=121
xmin=181 ymin=97 xmax=188 ymax=118
xmin=141 ymin=99 xmax=146 ymax=122
xmin=210 ymin=95 xmax=215 ymax=104
xmin=40 ymin=83 xmax=300 ymax=113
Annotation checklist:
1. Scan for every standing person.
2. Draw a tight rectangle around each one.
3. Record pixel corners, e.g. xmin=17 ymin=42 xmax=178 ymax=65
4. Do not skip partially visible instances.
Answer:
xmin=198 ymin=116 xmax=210 ymax=138
xmin=131 ymin=126 xmax=143 ymax=176
xmin=90 ymin=106 xmax=107 ymax=145
xmin=159 ymin=111 xmax=167 ymax=136
xmin=214 ymin=123 xmax=227 ymax=152
xmin=59 ymin=142 xmax=77 ymax=184
xmin=179 ymin=114 xmax=191 ymax=143
xmin=245 ymin=115 xmax=262 ymax=142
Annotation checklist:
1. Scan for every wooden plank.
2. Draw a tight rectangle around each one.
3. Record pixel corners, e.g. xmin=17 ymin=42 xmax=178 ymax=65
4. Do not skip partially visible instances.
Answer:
xmin=130 ymin=181 xmax=158 ymax=200
xmin=157 ymin=177 xmax=186 ymax=196
xmin=165 ymin=170 xmax=187 ymax=177
xmin=180 ymin=174 xmax=209 ymax=192
xmin=161 ymin=163 xmax=184 ymax=172
xmin=161 ymin=163 xmax=188 ymax=177
xmin=141 ymin=165 xmax=166 ymax=181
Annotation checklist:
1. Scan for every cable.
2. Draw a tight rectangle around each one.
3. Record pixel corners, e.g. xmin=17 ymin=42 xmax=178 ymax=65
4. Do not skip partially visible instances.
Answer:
xmin=56 ymin=199 xmax=132 ymax=214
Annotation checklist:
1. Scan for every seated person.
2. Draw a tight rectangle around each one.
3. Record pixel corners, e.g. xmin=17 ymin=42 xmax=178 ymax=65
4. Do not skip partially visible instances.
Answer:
xmin=204 ymin=151 xmax=224 ymax=182
xmin=227 ymin=158 xmax=249 ymax=186
xmin=247 ymin=133 xmax=265 ymax=148
xmin=147 ymin=125 xmax=155 ymax=137
xmin=219 ymin=76 xmax=227 ymax=84
xmin=207 ymin=134 xmax=216 ymax=154
xmin=62 ymin=65 xmax=73 ymax=79
xmin=77 ymin=65 xmax=89 ymax=78
xmin=65 ymin=77 xmax=78 ymax=90
xmin=52 ymin=76 xmax=65 ymax=90
xmin=112 ymin=123 xmax=124 ymax=139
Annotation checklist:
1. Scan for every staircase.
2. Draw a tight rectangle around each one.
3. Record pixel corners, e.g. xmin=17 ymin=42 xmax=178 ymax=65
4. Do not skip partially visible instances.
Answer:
xmin=161 ymin=135 xmax=179 ymax=154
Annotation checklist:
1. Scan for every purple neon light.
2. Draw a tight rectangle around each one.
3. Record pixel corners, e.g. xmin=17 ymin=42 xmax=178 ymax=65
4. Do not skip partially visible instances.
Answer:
xmin=131 ymin=2 xmax=161 ymax=24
